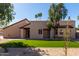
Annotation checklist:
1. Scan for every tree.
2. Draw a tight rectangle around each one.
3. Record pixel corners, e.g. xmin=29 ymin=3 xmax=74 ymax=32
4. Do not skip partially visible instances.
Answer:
xmin=48 ymin=3 xmax=68 ymax=56
xmin=35 ymin=12 xmax=42 ymax=20
xmin=0 ymin=3 xmax=15 ymax=27
xmin=38 ymin=13 xmax=42 ymax=19
xmin=47 ymin=20 xmax=53 ymax=30
xmin=35 ymin=14 xmax=38 ymax=20
xmin=48 ymin=3 xmax=68 ymax=39
xmin=64 ymin=17 xmax=71 ymax=56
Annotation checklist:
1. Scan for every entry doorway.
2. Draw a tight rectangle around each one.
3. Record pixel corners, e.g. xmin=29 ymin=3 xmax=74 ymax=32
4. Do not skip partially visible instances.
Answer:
xmin=24 ymin=28 xmax=30 ymax=38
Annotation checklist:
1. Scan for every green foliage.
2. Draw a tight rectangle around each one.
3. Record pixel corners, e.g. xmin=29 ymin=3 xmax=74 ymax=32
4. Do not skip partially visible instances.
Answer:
xmin=47 ymin=21 xmax=53 ymax=29
xmin=35 ymin=14 xmax=38 ymax=18
xmin=0 ymin=3 xmax=15 ymax=27
xmin=48 ymin=3 xmax=68 ymax=39
xmin=1 ymin=41 xmax=30 ymax=48
xmin=38 ymin=13 xmax=42 ymax=17
xmin=48 ymin=3 xmax=67 ymax=27
xmin=48 ymin=3 xmax=67 ymax=23
xmin=35 ymin=12 xmax=42 ymax=19
xmin=0 ymin=40 xmax=79 ymax=47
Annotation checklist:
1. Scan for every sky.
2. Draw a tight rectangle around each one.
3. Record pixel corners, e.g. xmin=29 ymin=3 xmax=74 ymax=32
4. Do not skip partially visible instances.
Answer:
xmin=11 ymin=3 xmax=79 ymax=27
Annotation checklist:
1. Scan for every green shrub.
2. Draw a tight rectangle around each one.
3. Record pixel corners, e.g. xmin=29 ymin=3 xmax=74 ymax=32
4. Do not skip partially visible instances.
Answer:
xmin=2 ymin=41 xmax=30 ymax=48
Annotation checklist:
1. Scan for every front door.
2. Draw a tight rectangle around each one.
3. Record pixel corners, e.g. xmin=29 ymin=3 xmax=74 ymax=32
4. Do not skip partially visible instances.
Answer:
xmin=25 ymin=28 xmax=30 ymax=38
xmin=43 ymin=29 xmax=50 ymax=38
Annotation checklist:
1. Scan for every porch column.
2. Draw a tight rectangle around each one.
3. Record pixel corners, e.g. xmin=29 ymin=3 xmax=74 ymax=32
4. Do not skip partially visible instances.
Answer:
xmin=20 ymin=29 xmax=24 ymax=38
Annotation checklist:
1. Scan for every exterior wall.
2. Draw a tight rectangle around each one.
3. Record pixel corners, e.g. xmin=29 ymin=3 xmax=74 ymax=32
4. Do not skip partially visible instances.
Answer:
xmin=24 ymin=20 xmax=75 ymax=39
xmin=2 ymin=19 xmax=75 ymax=39
xmin=24 ymin=21 xmax=52 ymax=39
xmin=58 ymin=20 xmax=75 ymax=39
xmin=3 ymin=20 xmax=29 ymax=38
xmin=71 ymin=28 xmax=75 ymax=39
xmin=0 ymin=29 xmax=3 ymax=35
xmin=58 ymin=28 xmax=75 ymax=39
xmin=76 ymin=29 xmax=79 ymax=38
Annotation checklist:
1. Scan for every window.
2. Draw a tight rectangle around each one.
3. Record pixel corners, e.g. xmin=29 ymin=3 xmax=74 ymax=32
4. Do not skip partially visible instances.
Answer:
xmin=38 ymin=29 xmax=42 ymax=34
xmin=60 ymin=29 xmax=63 ymax=35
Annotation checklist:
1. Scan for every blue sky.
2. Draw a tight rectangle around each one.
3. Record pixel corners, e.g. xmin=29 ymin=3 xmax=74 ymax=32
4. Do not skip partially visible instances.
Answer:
xmin=12 ymin=3 xmax=79 ymax=27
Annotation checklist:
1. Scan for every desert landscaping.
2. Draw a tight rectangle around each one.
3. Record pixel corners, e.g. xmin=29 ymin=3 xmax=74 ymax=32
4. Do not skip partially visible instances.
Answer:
xmin=0 ymin=47 xmax=79 ymax=56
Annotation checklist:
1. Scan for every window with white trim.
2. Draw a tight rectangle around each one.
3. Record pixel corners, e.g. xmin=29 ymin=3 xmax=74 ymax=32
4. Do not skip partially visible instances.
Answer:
xmin=60 ymin=29 xmax=63 ymax=35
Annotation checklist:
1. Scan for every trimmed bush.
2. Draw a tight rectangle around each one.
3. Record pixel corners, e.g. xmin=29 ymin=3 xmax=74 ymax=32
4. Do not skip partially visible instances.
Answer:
xmin=1 ymin=41 xmax=30 ymax=48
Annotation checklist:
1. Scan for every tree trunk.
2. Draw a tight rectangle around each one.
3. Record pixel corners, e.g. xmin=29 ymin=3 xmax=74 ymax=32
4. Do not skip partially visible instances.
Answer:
xmin=53 ymin=28 xmax=55 ymax=40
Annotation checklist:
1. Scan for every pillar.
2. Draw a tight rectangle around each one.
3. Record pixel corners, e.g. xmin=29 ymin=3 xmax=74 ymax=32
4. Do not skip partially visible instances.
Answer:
xmin=20 ymin=29 xmax=24 ymax=38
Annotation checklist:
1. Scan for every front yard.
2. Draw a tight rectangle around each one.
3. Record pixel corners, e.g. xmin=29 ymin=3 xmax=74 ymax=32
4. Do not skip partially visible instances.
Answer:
xmin=0 ymin=39 xmax=79 ymax=48
xmin=0 ymin=39 xmax=79 ymax=56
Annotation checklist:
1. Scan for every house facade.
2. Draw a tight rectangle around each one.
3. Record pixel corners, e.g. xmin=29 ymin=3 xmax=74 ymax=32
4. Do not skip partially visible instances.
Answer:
xmin=76 ymin=28 xmax=79 ymax=39
xmin=2 ymin=18 xmax=75 ymax=39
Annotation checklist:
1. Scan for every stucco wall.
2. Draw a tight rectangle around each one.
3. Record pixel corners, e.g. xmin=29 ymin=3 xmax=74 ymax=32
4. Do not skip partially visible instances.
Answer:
xmin=58 ymin=20 xmax=75 ymax=39
xmin=2 ymin=20 xmax=75 ymax=39
xmin=24 ymin=21 xmax=51 ymax=39
xmin=58 ymin=28 xmax=75 ymax=39
xmin=24 ymin=20 xmax=76 ymax=39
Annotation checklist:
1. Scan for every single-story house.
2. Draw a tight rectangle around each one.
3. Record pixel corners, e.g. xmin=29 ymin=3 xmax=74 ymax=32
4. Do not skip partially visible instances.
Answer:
xmin=0 ymin=18 xmax=76 ymax=39
xmin=76 ymin=28 xmax=79 ymax=39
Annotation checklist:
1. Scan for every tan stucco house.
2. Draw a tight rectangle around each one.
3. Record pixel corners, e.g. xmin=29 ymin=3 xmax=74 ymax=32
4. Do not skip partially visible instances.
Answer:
xmin=76 ymin=28 xmax=79 ymax=38
xmin=1 ymin=18 xmax=75 ymax=39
